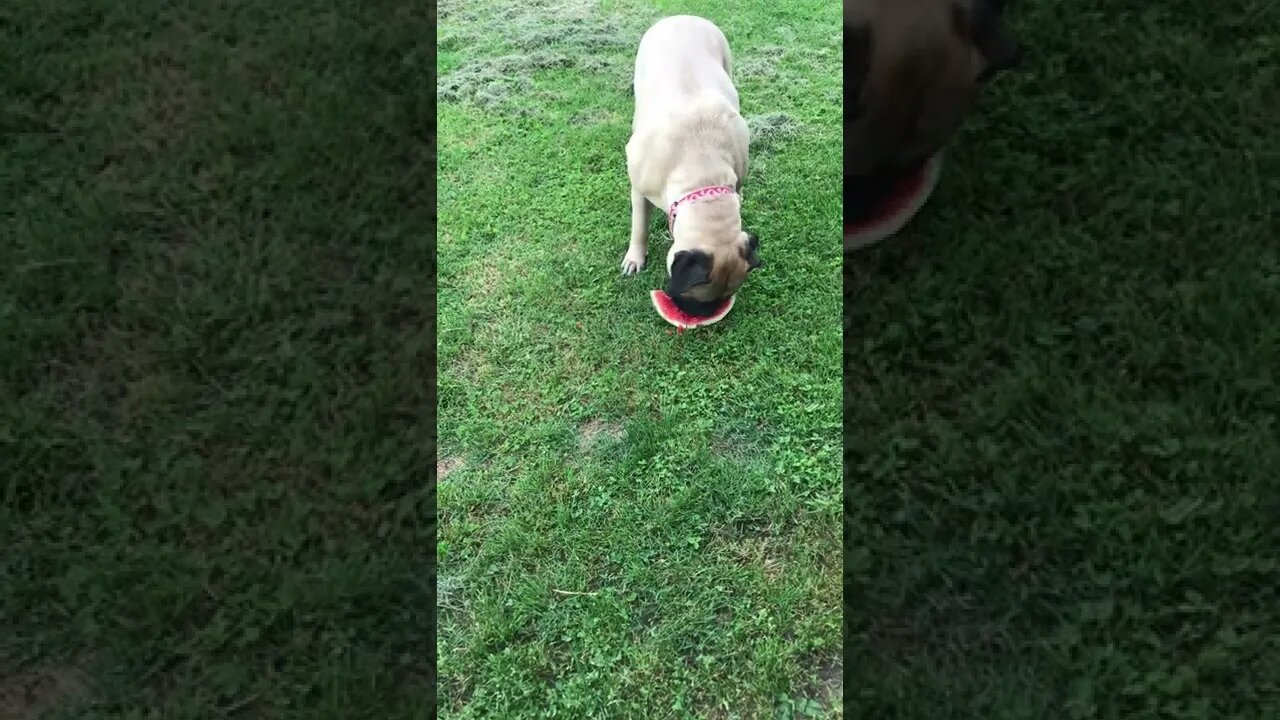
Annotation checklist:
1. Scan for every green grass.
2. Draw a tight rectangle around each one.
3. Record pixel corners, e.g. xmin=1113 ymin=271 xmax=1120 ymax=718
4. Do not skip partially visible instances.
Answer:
xmin=8 ymin=0 xmax=1274 ymax=717
xmin=844 ymin=1 xmax=1280 ymax=718
xmin=2 ymin=1 xmax=434 ymax=717
xmin=436 ymin=0 xmax=842 ymax=717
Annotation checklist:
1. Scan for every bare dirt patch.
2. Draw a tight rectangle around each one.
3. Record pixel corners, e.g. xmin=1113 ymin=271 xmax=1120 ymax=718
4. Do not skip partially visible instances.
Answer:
xmin=577 ymin=419 xmax=623 ymax=449
xmin=459 ymin=258 xmax=504 ymax=296
xmin=725 ymin=536 xmax=786 ymax=582
xmin=813 ymin=657 xmax=843 ymax=714
xmin=0 ymin=664 xmax=91 ymax=720
xmin=437 ymin=456 xmax=464 ymax=481
xmin=441 ymin=343 xmax=487 ymax=386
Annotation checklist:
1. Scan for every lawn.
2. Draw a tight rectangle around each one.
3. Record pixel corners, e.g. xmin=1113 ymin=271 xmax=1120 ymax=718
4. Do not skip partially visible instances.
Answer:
xmin=436 ymin=0 xmax=843 ymax=717
xmin=844 ymin=1 xmax=1280 ymax=718
xmin=2 ymin=1 xmax=434 ymax=717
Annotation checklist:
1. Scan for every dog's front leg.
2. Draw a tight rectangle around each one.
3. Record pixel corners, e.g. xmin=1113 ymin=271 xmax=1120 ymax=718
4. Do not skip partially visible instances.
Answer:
xmin=621 ymin=187 xmax=650 ymax=275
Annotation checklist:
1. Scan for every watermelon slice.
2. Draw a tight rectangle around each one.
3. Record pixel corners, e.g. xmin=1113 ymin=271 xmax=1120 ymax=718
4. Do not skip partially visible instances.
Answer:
xmin=844 ymin=152 xmax=943 ymax=250
xmin=650 ymin=290 xmax=735 ymax=331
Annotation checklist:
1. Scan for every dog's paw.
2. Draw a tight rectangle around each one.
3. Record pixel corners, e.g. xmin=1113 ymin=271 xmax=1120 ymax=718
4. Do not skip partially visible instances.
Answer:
xmin=620 ymin=249 xmax=646 ymax=276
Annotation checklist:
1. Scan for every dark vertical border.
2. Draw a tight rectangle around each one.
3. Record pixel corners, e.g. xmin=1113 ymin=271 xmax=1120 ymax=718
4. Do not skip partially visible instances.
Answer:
xmin=425 ymin=0 xmax=440 ymax=713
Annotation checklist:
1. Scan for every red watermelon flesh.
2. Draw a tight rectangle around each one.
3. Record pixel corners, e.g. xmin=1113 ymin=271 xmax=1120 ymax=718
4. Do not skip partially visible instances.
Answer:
xmin=650 ymin=290 xmax=735 ymax=330
xmin=844 ymin=152 xmax=943 ymax=250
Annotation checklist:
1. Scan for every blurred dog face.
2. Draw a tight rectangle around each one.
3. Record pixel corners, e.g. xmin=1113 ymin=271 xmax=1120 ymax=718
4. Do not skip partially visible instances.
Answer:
xmin=664 ymin=231 xmax=761 ymax=315
xmin=845 ymin=0 xmax=1023 ymax=176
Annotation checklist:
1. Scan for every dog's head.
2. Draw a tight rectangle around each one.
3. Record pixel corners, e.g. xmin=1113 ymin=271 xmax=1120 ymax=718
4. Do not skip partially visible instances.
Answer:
xmin=845 ymin=0 xmax=1022 ymax=176
xmin=664 ymin=230 xmax=761 ymax=315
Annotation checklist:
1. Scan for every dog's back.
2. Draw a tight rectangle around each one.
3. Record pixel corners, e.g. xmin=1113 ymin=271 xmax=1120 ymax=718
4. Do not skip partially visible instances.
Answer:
xmin=633 ymin=15 xmax=738 ymax=121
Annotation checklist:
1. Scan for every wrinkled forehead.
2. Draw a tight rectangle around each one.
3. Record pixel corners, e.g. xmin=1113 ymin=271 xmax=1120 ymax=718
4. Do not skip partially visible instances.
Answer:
xmin=712 ymin=245 xmax=750 ymax=286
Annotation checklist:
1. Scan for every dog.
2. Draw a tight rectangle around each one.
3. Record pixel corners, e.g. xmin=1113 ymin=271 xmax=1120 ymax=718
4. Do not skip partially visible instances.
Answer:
xmin=845 ymin=0 xmax=1023 ymax=223
xmin=622 ymin=15 xmax=761 ymax=316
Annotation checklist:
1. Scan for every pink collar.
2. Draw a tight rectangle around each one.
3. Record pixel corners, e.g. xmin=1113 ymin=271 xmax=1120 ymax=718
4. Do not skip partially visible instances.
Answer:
xmin=667 ymin=185 xmax=737 ymax=232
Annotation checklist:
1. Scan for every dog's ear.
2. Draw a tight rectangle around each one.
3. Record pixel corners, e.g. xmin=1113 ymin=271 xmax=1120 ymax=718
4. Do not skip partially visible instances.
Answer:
xmin=957 ymin=0 xmax=1023 ymax=80
xmin=667 ymin=250 xmax=713 ymax=296
xmin=744 ymin=231 xmax=762 ymax=270
xmin=845 ymin=22 xmax=872 ymax=120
